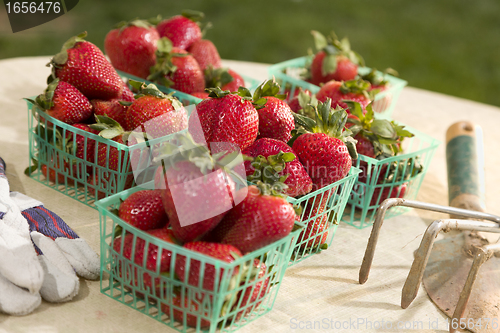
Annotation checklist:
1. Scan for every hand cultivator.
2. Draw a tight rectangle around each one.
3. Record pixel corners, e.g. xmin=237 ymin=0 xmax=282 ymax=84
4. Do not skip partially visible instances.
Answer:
xmin=359 ymin=121 xmax=500 ymax=333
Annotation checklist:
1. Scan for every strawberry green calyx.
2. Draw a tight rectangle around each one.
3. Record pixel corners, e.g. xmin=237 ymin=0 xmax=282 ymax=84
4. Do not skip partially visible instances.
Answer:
xmin=128 ymin=79 xmax=183 ymax=111
xmin=311 ymin=30 xmax=365 ymax=76
xmin=152 ymin=132 xmax=246 ymax=183
xmin=346 ymin=101 xmax=414 ymax=159
xmin=295 ymin=90 xmax=318 ymax=119
xmin=90 ymin=115 xmax=127 ymax=140
xmin=339 ymin=78 xmax=374 ymax=100
xmin=113 ymin=18 xmax=155 ymax=31
xmin=206 ymin=86 xmax=254 ymax=102
xmin=247 ymin=151 xmax=295 ymax=187
xmin=27 ymin=78 xmax=60 ymax=111
xmin=291 ymin=98 xmax=358 ymax=160
xmin=47 ymin=32 xmax=88 ymax=83
xmin=147 ymin=37 xmax=188 ymax=87
xmin=254 ymin=180 xmax=288 ymax=199
xmin=204 ymin=67 xmax=234 ymax=89
xmin=181 ymin=9 xmax=205 ymax=23
xmin=252 ymin=79 xmax=286 ymax=109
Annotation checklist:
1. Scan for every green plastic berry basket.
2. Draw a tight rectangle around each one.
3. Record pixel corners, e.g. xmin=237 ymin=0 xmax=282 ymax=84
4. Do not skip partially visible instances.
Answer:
xmin=342 ymin=126 xmax=440 ymax=229
xmin=286 ymin=166 xmax=361 ymax=266
xmin=118 ymin=70 xmax=202 ymax=107
xmin=26 ymin=100 xmax=188 ymax=209
xmin=96 ymin=185 xmax=302 ymax=333
xmin=267 ymin=56 xmax=408 ymax=119
xmin=118 ymin=70 xmax=261 ymax=104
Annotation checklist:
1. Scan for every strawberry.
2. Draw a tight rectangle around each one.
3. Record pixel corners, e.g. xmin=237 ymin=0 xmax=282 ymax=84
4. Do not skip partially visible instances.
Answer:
xmin=174 ymin=241 xmax=242 ymax=291
xmin=298 ymin=196 xmax=330 ymax=250
xmin=187 ymin=39 xmax=222 ymax=71
xmin=370 ymin=182 xmax=408 ymax=206
xmin=156 ymin=10 xmax=203 ymax=50
xmin=148 ymin=39 xmax=205 ymax=94
xmin=309 ymin=30 xmax=364 ymax=85
xmin=118 ymin=189 xmax=169 ymax=230
xmin=125 ymin=81 xmax=188 ymax=138
xmin=65 ymin=123 xmax=99 ymax=175
xmin=119 ymin=82 xmax=136 ymax=102
xmin=290 ymin=99 xmax=358 ymax=191
xmin=161 ymin=290 xmax=211 ymax=329
xmin=91 ymin=99 xmax=129 ymax=130
xmin=243 ymin=138 xmax=312 ymax=197
xmin=188 ymin=88 xmax=259 ymax=152
xmin=48 ymin=32 xmax=124 ymax=100
xmin=191 ymin=91 xmax=209 ymax=99
xmin=112 ymin=228 xmax=176 ymax=294
xmin=204 ymin=67 xmax=245 ymax=92
xmin=104 ymin=19 xmax=160 ymax=79
xmin=155 ymin=133 xmax=240 ymax=243
xmin=230 ymin=259 xmax=269 ymax=321
xmin=41 ymin=162 xmax=75 ymax=186
xmin=29 ymin=79 xmax=93 ymax=125
xmin=316 ymin=79 xmax=373 ymax=114
xmin=287 ymin=88 xmax=311 ymax=113
xmin=207 ymin=184 xmax=296 ymax=254
xmin=252 ymin=80 xmax=295 ymax=143
xmin=346 ymin=101 xmax=414 ymax=183
xmin=360 ymin=68 xmax=398 ymax=114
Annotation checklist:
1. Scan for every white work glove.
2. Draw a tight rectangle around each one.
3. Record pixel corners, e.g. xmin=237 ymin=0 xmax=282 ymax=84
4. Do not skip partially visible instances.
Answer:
xmin=0 ymin=157 xmax=100 ymax=315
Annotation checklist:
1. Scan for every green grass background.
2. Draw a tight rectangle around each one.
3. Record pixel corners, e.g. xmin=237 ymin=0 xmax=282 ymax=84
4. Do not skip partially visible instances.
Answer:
xmin=1 ymin=0 xmax=500 ymax=107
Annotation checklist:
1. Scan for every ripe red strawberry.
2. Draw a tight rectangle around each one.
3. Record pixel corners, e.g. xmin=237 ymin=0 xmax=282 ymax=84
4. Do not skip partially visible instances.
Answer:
xmin=287 ymin=88 xmax=311 ymax=113
xmin=370 ymin=182 xmax=408 ymax=206
xmin=205 ymin=67 xmax=245 ymax=92
xmin=125 ymin=81 xmax=188 ymax=137
xmin=65 ymin=123 xmax=99 ymax=174
xmin=360 ymin=68 xmax=397 ymax=114
xmin=346 ymin=101 xmax=414 ymax=183
xmin=41 ymin=162 xmax=75 ymax=186
xmin=291 ymin=99 xmax=358 ymax=190
xmin=91 ymin=99 xmax=129 ymax=130
xmin=174 ymin=241 xmax=242 ymax=291
xmin=112 ymin=228 xmax=176 ymax=294
xmin=149 ymin=41 xmax=205 ymax=94
xmin=118 ymin=190 xmax=169 ymax=230
xmin=104 ymin=19 xmax=160 ymax=79
xmin=207 ymin=184 xmax=296 ymax=253
xmin=230 ymin=259 xmax=269 ymax=321
xmin=191 ymin=91 xmax=209 ymax=99
xmin=298 ymin=197 xmax=330 ymax=250
xmin=161 ymin=290 xmax=211 ymax=329
xmin=48 ymin=32 xmax=124 ymax=100
xmin=119 ymin=82 xmax=136 ymax=102
xmin=188 ymin=88 xmax=259 ymax=152
xmin=243 ymin=138 xmax=312 ymax=197
xmin=30 ymin=79 xmax=93 ymax=125
xmin=156 ymin=11 xmax=203 ymax=50
xmin=316 ymin=79 xmax=373 ymax=114
xmin=309 ymin=30 xmax=364 ymax=85
xmin=156 ymin=134 xmax=240 ymax=243
xmin=187 ymin=39 xmax=222 ymax=71
xmin=252 ymin=80 xmax=295 ymax=143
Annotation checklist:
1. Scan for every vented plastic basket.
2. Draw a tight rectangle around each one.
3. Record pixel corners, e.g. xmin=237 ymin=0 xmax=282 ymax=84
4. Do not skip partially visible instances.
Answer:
xmin=119 ymin=69 xmax=262 ymax=103
xmin=26 ymin=100 xmax=189 ymax=209
xmin=268 ymin=56 xmax=408 ymax=118
xmin=286 ymin=166 xmax=360 ymax=265
xmin=342 ymin=126 xmax=440 ymax=228
xmin=96 ymin=186 xmax=301 ymax=333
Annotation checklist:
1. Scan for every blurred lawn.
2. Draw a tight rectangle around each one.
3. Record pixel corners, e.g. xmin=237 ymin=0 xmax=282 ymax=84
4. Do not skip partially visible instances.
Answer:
xmin=1 ymin=0 xmax=500 ymax=107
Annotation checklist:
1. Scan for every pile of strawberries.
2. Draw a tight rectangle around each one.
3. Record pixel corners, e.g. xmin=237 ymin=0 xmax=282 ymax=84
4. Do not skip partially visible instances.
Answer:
xmin=104 ymin=11 xmax=248 ymax=98
xmin=27 ymin=31 xmax=191 ymax=198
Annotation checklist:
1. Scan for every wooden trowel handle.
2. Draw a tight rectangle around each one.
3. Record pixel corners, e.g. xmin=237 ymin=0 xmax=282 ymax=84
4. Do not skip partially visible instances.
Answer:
xmin=446 ymin=121 xmax=486 ymax=215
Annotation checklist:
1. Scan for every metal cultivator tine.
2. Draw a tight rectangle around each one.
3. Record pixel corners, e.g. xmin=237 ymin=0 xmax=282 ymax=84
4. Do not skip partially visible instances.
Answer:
xmin=358 ymin=198 xmax=500 ymax=285
xmin=400 ymin=219 xmax=500 ymax=309
xmin=449 ymin=241 xmax=500 ymax=333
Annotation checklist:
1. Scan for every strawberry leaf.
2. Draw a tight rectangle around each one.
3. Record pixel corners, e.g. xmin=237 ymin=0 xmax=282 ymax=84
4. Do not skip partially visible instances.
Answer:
xmin=371 ymin=119 xmax=397 ymax=139
xmin=321 ymin=54 xmax=338 ymax=77
xmin=311 ymin=30 xmax=328 ymax=51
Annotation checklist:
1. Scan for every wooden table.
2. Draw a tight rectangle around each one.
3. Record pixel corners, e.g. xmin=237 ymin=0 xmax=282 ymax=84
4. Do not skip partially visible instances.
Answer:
xmin=1 ymin=56 xmax=499 ymax=333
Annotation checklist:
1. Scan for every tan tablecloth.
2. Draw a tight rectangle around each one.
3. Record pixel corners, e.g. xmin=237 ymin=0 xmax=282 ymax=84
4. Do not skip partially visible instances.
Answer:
xmin=1 ymin=56 xmax=499 ymax=333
